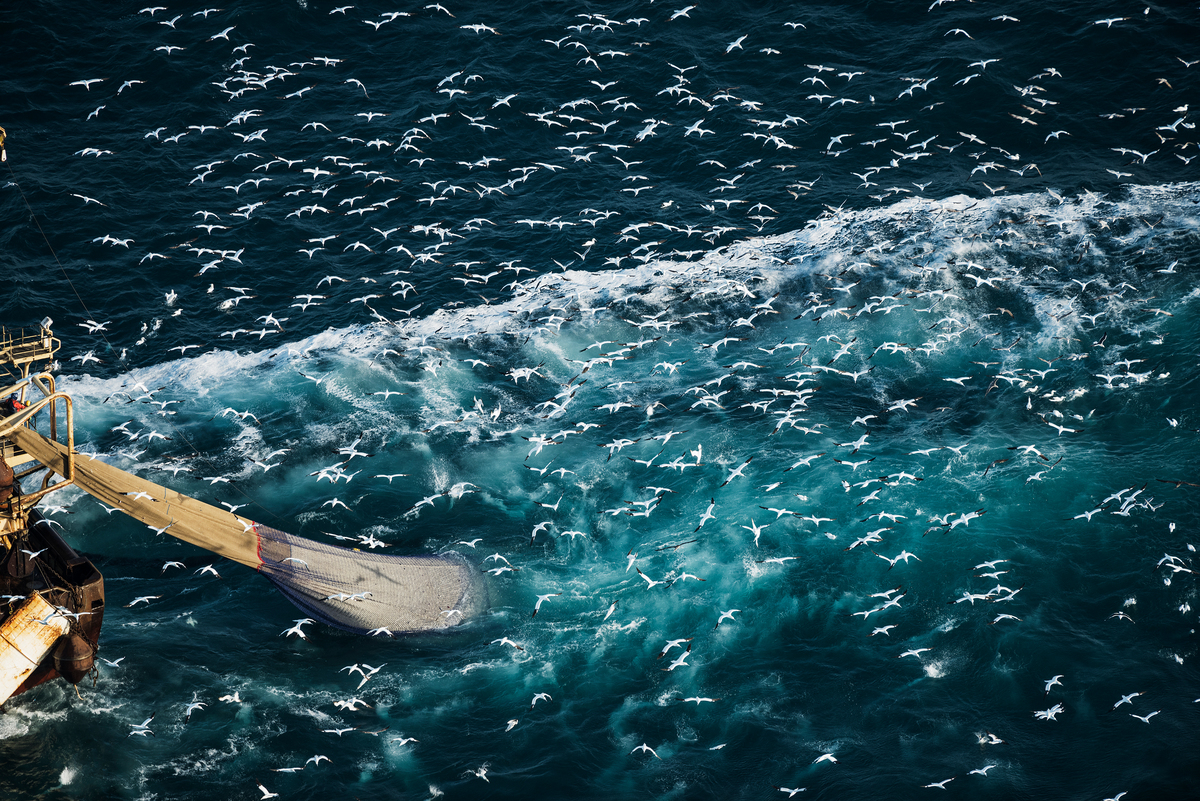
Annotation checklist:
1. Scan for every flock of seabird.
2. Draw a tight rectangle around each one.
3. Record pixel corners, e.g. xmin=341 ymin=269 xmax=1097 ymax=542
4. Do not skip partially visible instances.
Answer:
xmin=26 ymin=0 xmax=1200 ymax=795
xmin=54 ymin=1 xmax=1195 ymax=364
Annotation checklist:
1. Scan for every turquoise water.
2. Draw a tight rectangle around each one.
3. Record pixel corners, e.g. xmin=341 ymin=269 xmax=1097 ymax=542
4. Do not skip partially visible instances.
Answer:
xmin=1 ymin=1 xmax=1198 ymax=799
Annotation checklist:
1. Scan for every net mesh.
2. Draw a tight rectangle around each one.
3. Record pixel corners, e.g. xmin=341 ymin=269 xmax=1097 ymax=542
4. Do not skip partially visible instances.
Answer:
xmin=256 ymin=525 xmax=484 ymax=634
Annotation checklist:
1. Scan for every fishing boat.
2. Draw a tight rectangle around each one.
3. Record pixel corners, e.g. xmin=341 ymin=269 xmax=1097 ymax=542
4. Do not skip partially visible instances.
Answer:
xmin=0 ymin=323 xmax=485 ymax=706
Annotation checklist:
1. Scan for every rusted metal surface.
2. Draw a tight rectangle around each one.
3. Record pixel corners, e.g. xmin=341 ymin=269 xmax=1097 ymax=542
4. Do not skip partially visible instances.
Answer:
xmin=0 ymin=594 xmax=69 ymax=704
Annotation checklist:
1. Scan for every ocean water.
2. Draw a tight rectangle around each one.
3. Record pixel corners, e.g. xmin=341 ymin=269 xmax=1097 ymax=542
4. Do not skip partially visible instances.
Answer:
xmin=1 ymin=0 xmax=1199 ymax=798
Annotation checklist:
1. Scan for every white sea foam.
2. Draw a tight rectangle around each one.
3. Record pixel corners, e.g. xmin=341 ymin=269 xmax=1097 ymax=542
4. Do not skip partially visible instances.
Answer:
xmin=52 ymin=185 xmax=1198 ymax=434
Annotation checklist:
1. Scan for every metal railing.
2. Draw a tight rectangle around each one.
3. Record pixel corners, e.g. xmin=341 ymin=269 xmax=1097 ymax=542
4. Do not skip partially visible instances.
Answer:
xmin=0 ymin=373 xmax=75 ymax=513
xmin=0 ymin=326 xmax=59 ymax=379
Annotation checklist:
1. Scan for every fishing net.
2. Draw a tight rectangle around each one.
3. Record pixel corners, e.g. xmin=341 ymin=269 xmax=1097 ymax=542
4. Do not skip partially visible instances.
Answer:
xmin=8 ymin=425 xmax=484 ymax=634
xmin=256 ymin=525 xmax=483 ymax=634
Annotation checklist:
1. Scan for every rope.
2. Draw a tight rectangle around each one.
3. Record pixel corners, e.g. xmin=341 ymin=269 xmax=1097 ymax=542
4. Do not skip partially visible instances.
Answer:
xmin=3 ymin=148 xmax=285 ymax=525
xmin=4 ymin=158 xmax=117 ymax=356
xmin=171 ymin=427 xmax=287 ymax=525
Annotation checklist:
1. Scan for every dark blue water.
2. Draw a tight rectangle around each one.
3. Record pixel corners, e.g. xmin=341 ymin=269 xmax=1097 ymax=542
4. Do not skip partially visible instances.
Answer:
xmin=2 ymin=1 xmax=1199 ymax=799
